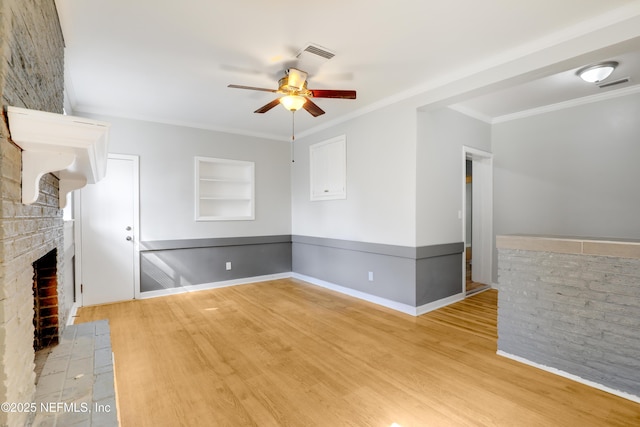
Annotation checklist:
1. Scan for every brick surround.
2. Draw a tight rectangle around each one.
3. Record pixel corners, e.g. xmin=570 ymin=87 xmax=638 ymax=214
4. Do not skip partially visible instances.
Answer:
xmin=0 ymin=1 xmax=66 ymax=426
xmin=497 ymin=237 xmax=640 ymax=399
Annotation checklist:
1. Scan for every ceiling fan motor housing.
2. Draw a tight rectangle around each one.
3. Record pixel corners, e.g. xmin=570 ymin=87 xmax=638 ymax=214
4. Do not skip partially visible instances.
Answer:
xmin=283 ymin=68 xmax=309 ymax=92
xmin=278 ymin=77 xmax=311 ymax=96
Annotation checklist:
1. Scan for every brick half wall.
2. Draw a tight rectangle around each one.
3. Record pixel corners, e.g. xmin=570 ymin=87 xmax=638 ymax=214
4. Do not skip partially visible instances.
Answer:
xmin=497 ymin=246 xmax=640 ymax=398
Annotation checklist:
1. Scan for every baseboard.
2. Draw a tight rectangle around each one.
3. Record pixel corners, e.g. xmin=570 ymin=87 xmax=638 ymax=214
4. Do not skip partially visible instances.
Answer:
xmin=292 ymin=273 xmax=463 ymax=316
xmin=138 ymin=273 xmax=292 ymax=300
xmin=497 ymin=350 xmax=640 ymax=404
xmin=137 ymin=271 xmax=464 ymax=317
xmin=415 ymin=292 xmax=465 ymax=315
xmin=465 ymin=285 xmax=492 ymax=297
xmin=293 ymin=273 xmax=420 ymax=315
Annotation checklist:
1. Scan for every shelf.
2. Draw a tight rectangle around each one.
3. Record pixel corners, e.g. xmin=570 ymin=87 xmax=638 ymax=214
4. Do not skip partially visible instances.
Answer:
xmin=200 ymin=196 xmax=251 ymax=202
xmin=7 ymin=106 xmax=110 ymax=208
xmin=199 ymin=177 xmax=251 ymax=183
xmin=195 ymin=157 xmax=254 ymax=221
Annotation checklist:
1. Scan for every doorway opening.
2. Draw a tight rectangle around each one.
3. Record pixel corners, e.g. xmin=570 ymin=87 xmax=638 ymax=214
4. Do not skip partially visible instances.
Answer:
xmin=465 ymin=160 xmax=483 ymax=294
xmin=463 ymin=147 xmax=493 ymax=296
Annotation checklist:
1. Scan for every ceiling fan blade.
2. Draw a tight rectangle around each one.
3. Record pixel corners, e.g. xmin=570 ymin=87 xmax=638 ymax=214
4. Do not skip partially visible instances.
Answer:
xmin=310 ymin=89 xmax=356 ymax=99
xmin=254 ymin=98 xmax=282 ymax=114
xmin=302 ymin=99 xmax=325 ymax=117
xmin=228 ymin=84 xmax=278 ymax=93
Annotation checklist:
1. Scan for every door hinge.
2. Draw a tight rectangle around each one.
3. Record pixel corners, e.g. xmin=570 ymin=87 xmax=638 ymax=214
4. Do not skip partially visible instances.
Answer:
xmin=80 ymin=284 xmax=83 ymax=293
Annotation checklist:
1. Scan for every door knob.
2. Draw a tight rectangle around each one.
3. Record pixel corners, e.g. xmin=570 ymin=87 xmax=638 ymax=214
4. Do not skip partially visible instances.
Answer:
xmin=126 ymin=226 xmax=132 ymax=231
xmin=126 ymin=236 xmax=132 ymax=241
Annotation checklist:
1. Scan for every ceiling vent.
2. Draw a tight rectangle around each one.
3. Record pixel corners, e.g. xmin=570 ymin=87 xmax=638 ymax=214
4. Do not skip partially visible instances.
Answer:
xmin=297 ymin=43 xmax=335 ymax=60
xmin=598 ymin=77 xmax=630 ymax=88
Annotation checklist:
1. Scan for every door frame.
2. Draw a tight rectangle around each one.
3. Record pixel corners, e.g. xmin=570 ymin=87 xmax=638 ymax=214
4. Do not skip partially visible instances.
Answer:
xmin=73 ymin=153 xmax=141 ymax=305
xmin=461 ymin=146 xmax=493 ymax=294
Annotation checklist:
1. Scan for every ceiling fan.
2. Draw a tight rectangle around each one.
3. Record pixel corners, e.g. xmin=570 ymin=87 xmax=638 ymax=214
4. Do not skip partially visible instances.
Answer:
xmin=228 ymin=67 xmax=356 ymax=117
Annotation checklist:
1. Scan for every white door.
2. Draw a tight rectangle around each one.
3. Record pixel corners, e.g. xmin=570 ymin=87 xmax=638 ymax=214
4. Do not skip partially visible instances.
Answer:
xmin=471 ymin=154 xmax=493 ymax=285
xmin=80 ymin=154 xmax=139 ymax=305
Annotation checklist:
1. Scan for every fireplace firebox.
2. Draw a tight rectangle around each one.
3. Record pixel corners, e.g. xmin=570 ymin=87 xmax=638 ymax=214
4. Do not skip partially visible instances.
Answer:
xmin=32 ymin=249 xmax=59 ymax=351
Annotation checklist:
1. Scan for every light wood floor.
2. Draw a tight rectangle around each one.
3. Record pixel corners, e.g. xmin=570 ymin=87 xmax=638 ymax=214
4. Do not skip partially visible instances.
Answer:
xmin=75 ymin=278 xmax=640 ymax=426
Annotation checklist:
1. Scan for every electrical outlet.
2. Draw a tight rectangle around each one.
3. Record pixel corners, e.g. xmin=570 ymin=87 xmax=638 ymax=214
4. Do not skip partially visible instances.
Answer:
xmin=368 ymin=271 xmax=374 ymax=281
xmin=225 ymin=261 xmax=232 ymax=270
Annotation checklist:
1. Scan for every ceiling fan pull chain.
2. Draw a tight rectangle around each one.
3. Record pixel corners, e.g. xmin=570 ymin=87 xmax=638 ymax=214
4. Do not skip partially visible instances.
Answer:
xmin=291 ymin=111 xmax=295 ymax=162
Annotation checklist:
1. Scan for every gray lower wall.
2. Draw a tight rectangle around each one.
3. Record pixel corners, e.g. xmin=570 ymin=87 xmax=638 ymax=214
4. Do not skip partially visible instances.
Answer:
xmin=292 ymin=235 xmax=463 ymax=307
xmin=497 ymin=248 xmax=640 ymax=397
xmin=140 ymin=234 xmax=465 ymax=308
xmin=140 ymin=235 xmax=292 ymax=292
xmin=416 ymin=243 xmax=464 ymax=306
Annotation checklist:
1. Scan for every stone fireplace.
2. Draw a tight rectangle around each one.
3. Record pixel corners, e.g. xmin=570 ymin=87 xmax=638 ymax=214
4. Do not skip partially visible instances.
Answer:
xmin=0 ymin=162 xmax=66 ymax=427
xmin=0 ymin=1 xmax=67 ymax=426
xmin=0 ymin=161 xmax=66 ymax=427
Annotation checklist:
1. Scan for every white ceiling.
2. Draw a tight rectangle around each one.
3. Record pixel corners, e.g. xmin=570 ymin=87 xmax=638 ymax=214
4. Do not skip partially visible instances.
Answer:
xmin=452 ymin=48 xmax=640 ymax=122
xmin=54 ymin=1 xmax=640 ymax=140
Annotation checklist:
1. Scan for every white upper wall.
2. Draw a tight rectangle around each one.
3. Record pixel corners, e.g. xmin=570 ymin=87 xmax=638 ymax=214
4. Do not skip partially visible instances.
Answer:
xmin=80 ymin=113 xmax=291 ymax=241
xmin=416 ymin=108 xmax=492 ymax=247
xmin=77 ymin=88 xmax=640 ymax=250
xmin=493 ymin=91 xmax=640 ymax=239
xmin=291 ymin=99 xmax=417 ymax=247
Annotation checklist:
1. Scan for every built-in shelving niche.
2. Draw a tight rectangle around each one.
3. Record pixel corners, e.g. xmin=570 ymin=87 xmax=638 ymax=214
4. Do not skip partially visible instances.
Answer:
xmin=7 ymin=106 xmax=110 ymax=208
xmin=195 ymin=156 xmax=255 ymax=221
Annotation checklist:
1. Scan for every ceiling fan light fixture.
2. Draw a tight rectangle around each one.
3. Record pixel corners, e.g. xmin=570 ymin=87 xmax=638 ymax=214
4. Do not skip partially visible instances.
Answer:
xmin=577 ymin=61 xmax=618 ymax=83
xmin=280 ymin=95 xmax=307 ymax=111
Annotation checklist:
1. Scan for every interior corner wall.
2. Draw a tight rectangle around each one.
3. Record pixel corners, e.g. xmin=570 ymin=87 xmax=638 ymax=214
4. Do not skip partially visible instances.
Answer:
xmin=492 ymin=91 xmax=640 ymax=279
xmin=290 ymin=98 xmax=495 ymax=308
xmin=416 ymin=107 xmax=492 ymax=247
xmin=414 ymin=107 xmax=491 ymax=302
xmin=75 ymin=113 xmax=293 ymax=293
xmin=290 ymin=98 xmax=420 ymax=306
xmin=77 ymin=113 xmax=292 ymax=242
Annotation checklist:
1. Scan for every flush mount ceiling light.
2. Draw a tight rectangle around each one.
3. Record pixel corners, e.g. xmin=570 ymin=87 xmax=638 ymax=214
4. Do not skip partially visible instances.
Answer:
xmin=577 ymin=61 xmax=618 ymax=83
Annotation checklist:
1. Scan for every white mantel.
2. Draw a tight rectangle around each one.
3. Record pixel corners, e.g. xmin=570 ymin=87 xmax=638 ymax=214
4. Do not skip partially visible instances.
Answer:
xmin=7 ymin=106 xmax=110 ymax=208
